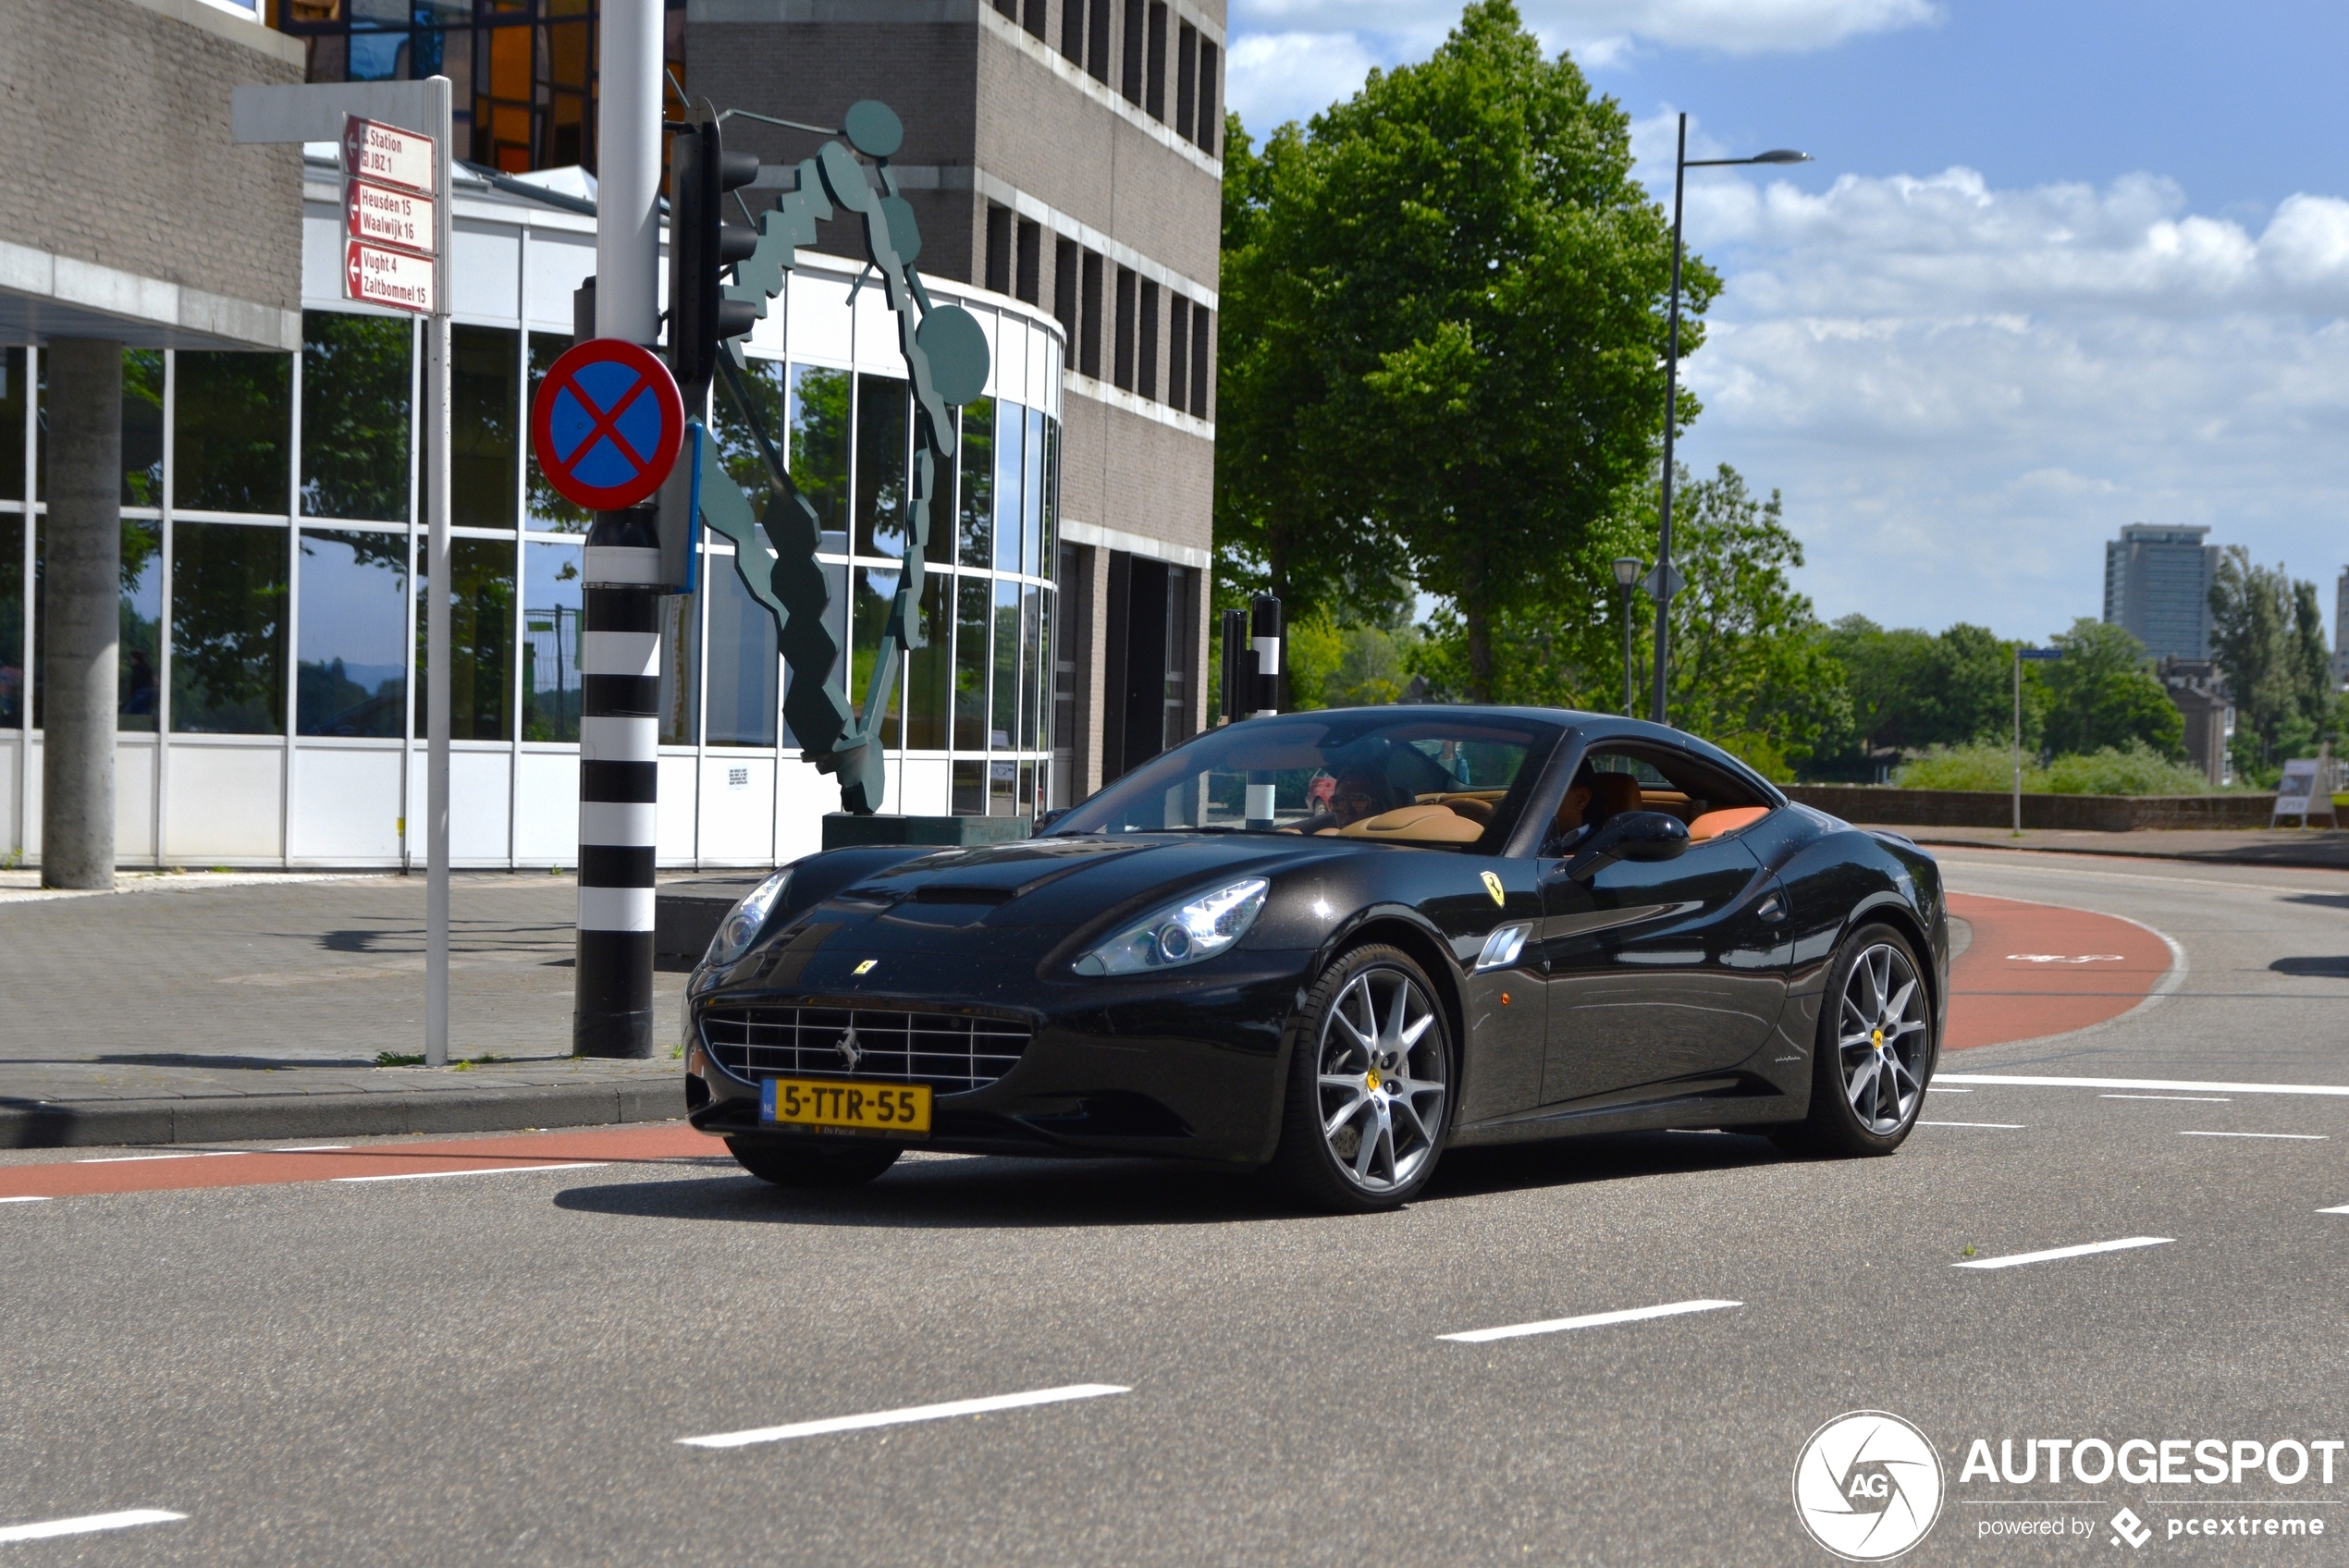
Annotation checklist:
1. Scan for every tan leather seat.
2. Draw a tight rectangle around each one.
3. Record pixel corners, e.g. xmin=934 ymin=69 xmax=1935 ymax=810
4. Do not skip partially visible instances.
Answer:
xmin=1338 ymin=802 xmax=1486 ymax=843
xmin=1588 ymin=773 xmax=1641 ymax=822
xmin=1689 ymin=805 xmax=1770 ymax=841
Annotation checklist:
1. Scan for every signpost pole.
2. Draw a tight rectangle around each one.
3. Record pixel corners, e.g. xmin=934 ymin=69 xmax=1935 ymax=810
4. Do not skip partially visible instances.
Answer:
xmin=2012 ymin=644 xmax=2022 ymax=838
xmin=573 ymin=0 xmax=667 ymax=1058
xmin=424 ymin=74 xmax=453 ymax=1066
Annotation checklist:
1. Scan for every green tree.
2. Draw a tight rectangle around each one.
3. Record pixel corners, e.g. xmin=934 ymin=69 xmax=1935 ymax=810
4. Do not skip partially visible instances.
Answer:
xmin=1212 ymin=1 xmax=1705 ymax=693
xmin=1814 ymin=617 xmax=2041 ymax=771
xmin=2209 ymin=547 xmax=2332 ymax=779
xmin=2043 ymin=619 xmax=2183 ymax=758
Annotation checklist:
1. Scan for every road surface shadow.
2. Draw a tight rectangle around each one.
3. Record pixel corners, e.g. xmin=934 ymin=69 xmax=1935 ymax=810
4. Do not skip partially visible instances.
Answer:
xmin=551 ymin=1130 xmax=1789 ymax=1229
xmin=2270 ymin=956 xmax=2349 ymax=976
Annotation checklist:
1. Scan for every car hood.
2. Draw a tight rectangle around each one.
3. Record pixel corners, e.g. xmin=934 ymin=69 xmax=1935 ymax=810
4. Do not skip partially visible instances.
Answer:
xmin=707 ymin=834 xmax=1356 ymax=1001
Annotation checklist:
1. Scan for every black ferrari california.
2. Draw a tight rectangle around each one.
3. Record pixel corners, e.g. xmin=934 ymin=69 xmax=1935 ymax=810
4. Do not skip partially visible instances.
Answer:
xmin=683 ymin=707 xmax=1947 ymax=1210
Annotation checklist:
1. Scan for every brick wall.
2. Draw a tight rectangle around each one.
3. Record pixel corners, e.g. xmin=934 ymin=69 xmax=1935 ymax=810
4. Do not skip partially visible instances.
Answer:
xmin=1784 ymin=786 xmax=2280 ymax=832
xmin=2 ymin=0 xmax=303 ymax=321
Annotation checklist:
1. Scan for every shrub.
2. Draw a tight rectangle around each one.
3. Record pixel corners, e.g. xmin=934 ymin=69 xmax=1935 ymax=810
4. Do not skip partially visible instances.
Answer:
xmin=2041 ymin=741 xmax=2220 ymax=796
xmin=1893 ymin=743 xmax=2035 ymax=793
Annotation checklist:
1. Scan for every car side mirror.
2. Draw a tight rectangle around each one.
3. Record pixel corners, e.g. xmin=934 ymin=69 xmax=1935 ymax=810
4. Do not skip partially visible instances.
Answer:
xmin=1036 ymin=808 xmax=1070 ymax=831
xmin=1563 ymin=810 xmax=1691 ymax=883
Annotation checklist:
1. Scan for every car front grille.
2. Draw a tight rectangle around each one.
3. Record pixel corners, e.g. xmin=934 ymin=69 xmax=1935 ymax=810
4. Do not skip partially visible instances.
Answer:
xmin=699 ymin=1005 xmax=1031 ymax=1096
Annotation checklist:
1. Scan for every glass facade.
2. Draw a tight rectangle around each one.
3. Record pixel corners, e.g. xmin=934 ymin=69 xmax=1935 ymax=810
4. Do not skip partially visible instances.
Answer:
xmin=269 ymin=0 xmax=687 ymax=176
xmin=0 ymin=258 xmax=1062 ymax=859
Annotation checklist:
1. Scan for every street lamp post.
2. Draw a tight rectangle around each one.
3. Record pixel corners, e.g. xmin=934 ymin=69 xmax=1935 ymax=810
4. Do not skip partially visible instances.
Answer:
xmin=1651 ymin=117 xmax=1810 ymax=727
xmin=1612 ymin=556 xmax=1642 ymax=717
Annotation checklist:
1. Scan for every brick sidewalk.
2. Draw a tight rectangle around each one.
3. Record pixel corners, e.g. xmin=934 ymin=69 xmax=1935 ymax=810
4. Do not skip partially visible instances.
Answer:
xmin=1875 ymin=823 xmax=2349 ymax=870
xmin=0 ymin=870 xmax=696 ymax=1145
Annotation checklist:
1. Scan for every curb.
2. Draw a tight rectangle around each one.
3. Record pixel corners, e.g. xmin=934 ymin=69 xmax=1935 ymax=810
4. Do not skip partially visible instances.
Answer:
xmin=0 ymin=1078 xmax=687 ymax=1150
xmin=1907 ymin=835 xmax=2349 ymax=872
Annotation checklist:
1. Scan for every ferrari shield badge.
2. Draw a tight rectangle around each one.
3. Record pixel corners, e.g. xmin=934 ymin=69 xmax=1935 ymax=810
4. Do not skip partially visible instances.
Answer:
xmin=1480 ymin=872 xmax=1505 ymax=907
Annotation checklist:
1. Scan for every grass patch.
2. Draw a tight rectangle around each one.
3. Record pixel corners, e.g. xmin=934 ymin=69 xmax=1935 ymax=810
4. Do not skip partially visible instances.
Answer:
xmin=375 ymin=1050 xmax=510 ymax=1070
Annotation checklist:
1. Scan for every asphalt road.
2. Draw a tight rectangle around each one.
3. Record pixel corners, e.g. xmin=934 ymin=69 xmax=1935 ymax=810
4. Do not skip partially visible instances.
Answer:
xmin=5 ymin=850 xmax=2347 ymax=1565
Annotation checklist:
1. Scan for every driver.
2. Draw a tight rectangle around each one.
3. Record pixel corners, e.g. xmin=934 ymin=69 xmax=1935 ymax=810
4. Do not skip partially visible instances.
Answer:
xmin=1283 ymin=768 xmax=1395 ymax=834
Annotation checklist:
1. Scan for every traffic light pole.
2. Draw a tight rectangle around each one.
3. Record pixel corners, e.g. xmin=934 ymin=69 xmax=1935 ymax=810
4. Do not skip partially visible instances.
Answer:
xmin=573 ymin=0 xmax=665 ymax=1058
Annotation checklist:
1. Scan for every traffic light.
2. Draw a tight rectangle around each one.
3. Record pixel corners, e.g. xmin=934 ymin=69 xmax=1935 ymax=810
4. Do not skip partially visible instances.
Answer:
xmin=669 ymin=117 xmax=760 ymax=410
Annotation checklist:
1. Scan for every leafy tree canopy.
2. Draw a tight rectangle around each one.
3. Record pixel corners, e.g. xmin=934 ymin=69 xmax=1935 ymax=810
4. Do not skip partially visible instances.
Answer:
xmin=2044 ymin=618 xmax=2183 ymax=759
xmin=2209 ymin=546 xmax=2336 ymax=782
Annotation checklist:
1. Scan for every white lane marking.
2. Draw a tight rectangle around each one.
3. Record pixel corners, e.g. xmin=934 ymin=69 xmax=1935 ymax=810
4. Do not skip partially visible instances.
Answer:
xmin=0 ymin=1509 xmax=186 ymax=1544
xmin=73 ymin=1151 xmax=243 ymax=1164
xmin=2102 ymin=1094 xmax=2231 ymax=1102
xmin=2007 ymin=953 xmax=2124 ymax=963
xmin=272 ymin=1145 xmax=352 ymax=1152
xmin=679 ymin=1384 xmax=1131 ymax=1449
xmin=1918 ymin=1121 xmax=2025 ymax=1129
xmin=1939 ymin=1073 xmax=2349 ymax=1098
xmin=333 ymin=1162 xmax=607 ymax=1184
xmin=0 ymin=1195 xmax=52 ymax=1204
xmin=1954 ymin=1236 xmax=2172 ymax=1270
xmin=2318 ymin=1205 xmax=2349 ymax=1215
xmin=2178 ymin=1131 xmax=2327 ymax=1141
xmin=1928 ymin=1086 xmax=1973 ymax=1093
xmin=1438 ymin=1299 xmax=1743 ymax=1344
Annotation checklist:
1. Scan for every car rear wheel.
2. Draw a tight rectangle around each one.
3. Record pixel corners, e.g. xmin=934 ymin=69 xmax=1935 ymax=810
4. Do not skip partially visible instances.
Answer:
xmin=1271 ymin=944 xmax=1452 ymax=1212
xmin=1771 ymin=923 xmax=1934 ymax=1158
xmin=726 ymin=1137 xmax=902 ymax=1188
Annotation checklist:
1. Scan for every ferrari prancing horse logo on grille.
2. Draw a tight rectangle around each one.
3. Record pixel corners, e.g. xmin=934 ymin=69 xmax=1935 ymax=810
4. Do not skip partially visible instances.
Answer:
xmin=836 ymin=1023 xmax=864 ymax=1071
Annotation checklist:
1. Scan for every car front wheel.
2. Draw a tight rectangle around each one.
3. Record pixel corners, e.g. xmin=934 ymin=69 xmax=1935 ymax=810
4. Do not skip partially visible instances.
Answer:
xmin=1772 ymin=923 xmax=1934 ymax=1158
xmin=1271 ymin=944 xmax=1453 ymax=1212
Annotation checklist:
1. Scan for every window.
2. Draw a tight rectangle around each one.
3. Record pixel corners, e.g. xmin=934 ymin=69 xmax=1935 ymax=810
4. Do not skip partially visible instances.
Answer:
xmin=0 ymin=348 xmax=23 ymax=500
xmin=905 ymin=570 xmax=951 ymax=749
xmin=1190 ymin=307 xmax=1212 ymax=417
xmin=522 ymin=539 xmax=582 ymax=741
xmin=1087 ymin=0 xmax=1111 ymax=80
xmin=1168 ymin=296 xmax=1190 ymax=413
xmin=449 ymin=325 xmax=519 ymax=530
xmin=525 ymin=332 xmax=589 ymax=532
xmin=1121 ymin=0 xmax=1143 ymax=103
xmin=709 ymin=353 xmax=787 ymax=501
xmin=854 ymin=374 xmax=910 ymax=558
xmin=788 ymin=365 xmax=851 ymax=549
xmin=1175 ymin=19 xmax=1197 ymax=140
xmin=657 ymin=591 xmax=697 ymax=746
xmin=1053 ymin=238 xmax=1080 ymax=353
xmin=172 ymin=521 xmax=288 ymax=734
xmin=413 ymin=536 xmax=514 ymax=741
xmin=1023 ymin=407 xmax=1046 ymax=575
xmin=954 ymin=575 xmax=990 ymax=749
xmin=1195 ymin=41 xmax=1218 ymax=153
xmin=1113 ymin=266 xmax=1138 ymax=390
xmin=1022 ymin=0 xmax=1046 ymax=37
xmin=993 ymin=404 xmax=1026 ymax=574
xmin=953 ymin=757 xmax=985 ymax=815
xmin=985 ymin=203 xmax=1014 ymax=295
xmin=0 ymin=516 xmax=19 ymax=727
xmin=1059 ymin=0 xmax=1084 ymax=64
xmin=991 ymin=578 xmax=1020 ymax=748
xmin=1015 ymin=217 xmax=1041 ymax=305
xmin=118 ymin=521 xmax=162 ymax=731
xmin=1079 ymin=251 xmax=1104 ymax=379
xmin=956 ymin=398 xmax=993 ymax=569
xmin=1145 ymin=1 xmax=1167 ymax=119
xmin=1019 ymin=582 xmax=1042 ymax=748
xmin=304 ymin=312 xmax=412 ymax=523
xmin=850 ymin=564 xmax=903 ymax=747
xmin=122 ymin=351 xmax=163 ymax=508
xmin=298 ymin=529 xmax=408 ymax=737
xmin=176 ymin=353 xmax=289 ymax=515
xmin=705 ymin=545 xmax=779 ymax=747
xmin=1137 ymin=278 xmax=1160 ymax=401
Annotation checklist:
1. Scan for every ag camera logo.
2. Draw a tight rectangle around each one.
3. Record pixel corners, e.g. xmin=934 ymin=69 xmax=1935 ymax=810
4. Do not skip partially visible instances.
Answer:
xmin=1793 ymin=1411 xmax=1946 ymax=1561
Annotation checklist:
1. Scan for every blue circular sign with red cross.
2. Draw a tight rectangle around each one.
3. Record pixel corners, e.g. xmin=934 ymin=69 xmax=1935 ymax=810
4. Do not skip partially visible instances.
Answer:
xmin=530 ymin=337 xmax=686 ymax=512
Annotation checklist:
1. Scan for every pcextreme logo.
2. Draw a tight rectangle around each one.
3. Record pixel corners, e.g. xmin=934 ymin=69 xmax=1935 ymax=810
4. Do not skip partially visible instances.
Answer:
xmin=1794 ymin=1411 xmax=1947 ymax=1561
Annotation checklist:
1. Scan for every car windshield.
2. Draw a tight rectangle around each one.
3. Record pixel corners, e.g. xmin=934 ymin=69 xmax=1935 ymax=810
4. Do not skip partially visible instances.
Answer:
xmin=1048 ymin=710 xmax=1565 ymax=847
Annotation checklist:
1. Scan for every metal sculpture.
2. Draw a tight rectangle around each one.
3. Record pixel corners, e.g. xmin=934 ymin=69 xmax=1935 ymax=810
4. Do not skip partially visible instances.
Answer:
xmin=691 ymin=99 xmax=990 ymax=814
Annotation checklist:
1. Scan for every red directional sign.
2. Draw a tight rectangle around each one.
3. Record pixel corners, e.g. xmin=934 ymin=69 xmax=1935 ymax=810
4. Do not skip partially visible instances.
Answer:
xmin=345 ymin=178 xmax=435 ymax=255
xmin=345 ymin=239 xmax=436 ymax=313
xmin=341 ymin=114 xmax=435 ymax=196
xmin=530 ymin=338 xmax=686 ymax=512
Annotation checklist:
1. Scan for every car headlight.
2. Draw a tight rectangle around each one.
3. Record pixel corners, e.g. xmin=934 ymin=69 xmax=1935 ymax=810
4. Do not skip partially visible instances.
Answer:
xmin=1073 ymin=877 xmax=1269 ymax=976
xmin=705 ymin=870 xmax=790 ymax=969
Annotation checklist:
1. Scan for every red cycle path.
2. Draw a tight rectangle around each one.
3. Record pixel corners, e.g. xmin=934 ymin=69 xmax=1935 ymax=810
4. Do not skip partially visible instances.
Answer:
xmin=0 ymin=1122 xmax=722 ymax=1201
xmin=1944 ymin=891 xmax=2173 ymax=1050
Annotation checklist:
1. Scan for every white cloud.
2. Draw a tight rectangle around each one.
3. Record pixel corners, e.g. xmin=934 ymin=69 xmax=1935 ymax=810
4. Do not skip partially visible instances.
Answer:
xmin=1224 ymin=0 xmax=1940 ymax=134
xmin=1669 ymin=170 xmax=2349 ymax=640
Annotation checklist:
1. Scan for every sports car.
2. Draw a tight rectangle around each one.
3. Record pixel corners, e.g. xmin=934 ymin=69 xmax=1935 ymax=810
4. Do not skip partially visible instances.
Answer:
xmin=683 ymin=706 xmax=1948 ymax=1210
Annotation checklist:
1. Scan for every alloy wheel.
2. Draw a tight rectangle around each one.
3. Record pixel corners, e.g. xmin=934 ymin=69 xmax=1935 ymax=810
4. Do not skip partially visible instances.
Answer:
xmin=1314 ymin=965 xmax=1447 ymax=1193
xmin=1838 ymin=941 xmax=1928 ymax=1135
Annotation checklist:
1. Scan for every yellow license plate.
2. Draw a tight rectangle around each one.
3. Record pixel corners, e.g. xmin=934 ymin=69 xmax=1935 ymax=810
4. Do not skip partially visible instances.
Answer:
xmin=760 ymin=1076 xmax=930 ymax=1135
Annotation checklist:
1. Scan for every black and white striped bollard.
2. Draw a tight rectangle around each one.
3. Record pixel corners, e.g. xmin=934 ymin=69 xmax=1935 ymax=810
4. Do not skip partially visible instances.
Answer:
xmin=1243 ymin=594 xmax=1282 ymax=828
xmin=573 ymin=505 xmax=662 ymax=1057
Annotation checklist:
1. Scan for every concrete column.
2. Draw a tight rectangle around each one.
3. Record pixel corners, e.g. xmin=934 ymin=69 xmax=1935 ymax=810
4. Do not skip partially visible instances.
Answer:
xmin=41 ymin=340 xmax=122 ymax=891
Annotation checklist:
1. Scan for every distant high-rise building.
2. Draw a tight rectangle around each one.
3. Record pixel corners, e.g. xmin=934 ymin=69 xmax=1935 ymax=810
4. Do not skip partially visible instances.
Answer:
xmin=2332 ymin=567 xmax=2349 ymax=689
xmin=2104 ymin=523 xmax=2218 ymax=661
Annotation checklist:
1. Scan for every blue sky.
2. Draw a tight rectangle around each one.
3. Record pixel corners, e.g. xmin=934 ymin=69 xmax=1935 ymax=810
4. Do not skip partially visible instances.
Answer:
xmin=1224 ymin=0 xmax=2349 ymax=644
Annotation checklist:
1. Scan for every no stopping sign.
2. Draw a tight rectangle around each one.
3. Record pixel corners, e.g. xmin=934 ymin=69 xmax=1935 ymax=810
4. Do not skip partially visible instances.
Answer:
xmin=530 ymin=338 xmax=686 ymax=512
